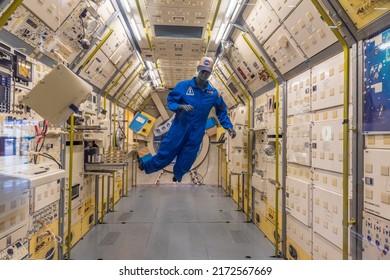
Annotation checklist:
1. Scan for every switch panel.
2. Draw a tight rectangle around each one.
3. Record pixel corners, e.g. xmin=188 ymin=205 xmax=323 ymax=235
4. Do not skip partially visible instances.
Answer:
xmin=0 ymin=239 xmax=28 ymax=260
xmin=56 ymin=1 xmax=102 ymax=63
xmin=4 ymin=6 xmax=55 ymax=53
xmin=23 ymin=0 xmax=82 ymax=31
xmin=286 ymin=177 xmax=311 ymax=226
xmin=0 ymin=71 xmax=11 ymax=114
xmin=362 ymin=211 xmax=390 ymax=260
xmin=364 ymin=149 xmax=390 ymax=220
xmin=29 ymin=201 xmax=59 ymax=236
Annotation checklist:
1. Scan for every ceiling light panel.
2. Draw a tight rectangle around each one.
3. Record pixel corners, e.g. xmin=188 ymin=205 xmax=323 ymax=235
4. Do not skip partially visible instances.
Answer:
xmin=146 ymin=6 xmax=210 ymax=26
xmin=153 ymin=38 xmax=203 ymax=59
xmin=145 ymin=0 xmax=211 ymax=8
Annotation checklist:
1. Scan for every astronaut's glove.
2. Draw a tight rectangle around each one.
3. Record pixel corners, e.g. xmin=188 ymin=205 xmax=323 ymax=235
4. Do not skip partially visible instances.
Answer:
xmin=228 ymin=127 xmax=236 ymax=138
xmin=179 ymin=104 xmax=194 ymax=112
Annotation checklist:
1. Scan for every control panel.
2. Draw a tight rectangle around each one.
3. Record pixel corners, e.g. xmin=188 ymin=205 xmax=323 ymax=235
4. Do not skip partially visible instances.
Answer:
xmin=0 ymin=70 xmax=11 ymax=114
xmin=3 ymin=6 xmax=55 ymax=53
xmin=0 ymin=240 xmax=29 ymax=260
xmin=29 ymin=201 xmax=59 ymax=236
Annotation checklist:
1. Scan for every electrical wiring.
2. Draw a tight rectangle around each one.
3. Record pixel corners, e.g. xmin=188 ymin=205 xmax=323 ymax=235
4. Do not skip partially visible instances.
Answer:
xmin=33 ymin=120 xmax=48 ymax=164
xmin=30 ymin=151 xmax=62 ymax=168
xmin=37 ymin=220 xmax=62 ymax=260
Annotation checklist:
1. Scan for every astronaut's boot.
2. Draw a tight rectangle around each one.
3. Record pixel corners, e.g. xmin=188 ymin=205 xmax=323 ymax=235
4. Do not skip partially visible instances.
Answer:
xmin=173 ymin=177 xmax=181 ymax=183
xmin=137 ymin=154 xmax=144 ymax=171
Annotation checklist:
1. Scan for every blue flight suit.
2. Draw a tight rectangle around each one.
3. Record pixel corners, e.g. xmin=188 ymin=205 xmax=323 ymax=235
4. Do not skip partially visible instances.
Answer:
xmin=141 ymin=77 xmax=233 ymax=181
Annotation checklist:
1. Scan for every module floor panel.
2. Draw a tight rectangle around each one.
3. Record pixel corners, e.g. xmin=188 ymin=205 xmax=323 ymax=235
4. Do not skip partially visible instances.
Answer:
xmin=71 ymin=184 xmax=275 ymax=260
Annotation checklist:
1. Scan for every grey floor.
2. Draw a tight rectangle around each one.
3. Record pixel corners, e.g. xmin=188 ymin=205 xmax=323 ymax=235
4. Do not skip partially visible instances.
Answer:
xmin=71 ymin=184 xmax=276 ymax=260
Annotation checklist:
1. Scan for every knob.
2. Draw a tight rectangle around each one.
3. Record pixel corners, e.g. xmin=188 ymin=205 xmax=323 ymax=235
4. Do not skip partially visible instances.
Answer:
xmin=7 ymin=248 xmax=14 ymax=256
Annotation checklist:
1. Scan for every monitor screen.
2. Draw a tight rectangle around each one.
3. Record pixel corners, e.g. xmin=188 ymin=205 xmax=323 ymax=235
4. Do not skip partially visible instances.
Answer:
xmin=15 ymin=56 xmax=33 ymax=82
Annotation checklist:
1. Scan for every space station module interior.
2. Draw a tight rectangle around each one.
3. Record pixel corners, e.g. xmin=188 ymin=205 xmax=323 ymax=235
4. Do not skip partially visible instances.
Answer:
xmin=0 ymin=0 xmax=390 ymax=260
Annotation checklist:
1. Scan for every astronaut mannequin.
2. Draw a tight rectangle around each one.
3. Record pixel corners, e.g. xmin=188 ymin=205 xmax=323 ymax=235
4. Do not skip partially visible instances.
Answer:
xmin=139 ymin=56 xmax=236 ymax=182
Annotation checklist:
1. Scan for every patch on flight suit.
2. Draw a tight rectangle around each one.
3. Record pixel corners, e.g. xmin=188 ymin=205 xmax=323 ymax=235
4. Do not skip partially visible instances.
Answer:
xmin=186 ymin=86 xmax=195 ymax=96
xmin=206 ymin=90 xmax=214 ymax=94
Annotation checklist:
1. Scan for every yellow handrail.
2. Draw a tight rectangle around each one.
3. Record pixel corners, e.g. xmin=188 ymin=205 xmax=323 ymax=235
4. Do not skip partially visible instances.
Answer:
xmin=115 ymin=66 xmax=144 ymax=101
xmin=0 ymin=0 xmax=23 ymax=29
xmin=214 ymin=70 xmax=240 ymax=105
xmin=146 ymin=25 xmax=153 ymax=51
xmin=210 ymin=0 xmax=222 ymax=31
xmin=128 ymin=85 xmax=147 ymax=110
xmin=223 ymin=64 xmax=252 ymax=222
xmin=139 ymin=95 xmax=152 ymax=112
xmin=81 ymin=29 xmax=113 ymax=70
xmin=242 ymin=33 xmax=280 ymax=257
xmin=135 ymin=0 xmax=146 ymax=28
xmin=104 ymin=61 xmax=134 ymax=111
xmin=66 ymin=113 xmax=74 ymax=260
xmin=311 ymin=0 xmax=350 ymax=260
xmin=113 ymin=102 xmax=117 ymax=149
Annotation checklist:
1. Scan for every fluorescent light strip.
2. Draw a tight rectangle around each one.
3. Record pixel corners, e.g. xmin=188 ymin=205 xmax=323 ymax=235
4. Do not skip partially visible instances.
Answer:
xmin=146 ymin=61 xmax=153 ymax=70
xmin=225 ymin=0 xmax=237 ymax=20
xmin=231 ymin=0 xmax=243 ymax=21
xmin=122 ymin=0 xmax=131 ymax=13
xmin=215 ymin=23 xmax=227 ymax=43
xmin=149 ymin=70 xmax=156 ymax=80
xmin=379 ymin=42 xmax=390 ymax=50
xmin=130 ymin=17 xmax=141 ymax=41
xmin=136 ymin=51 xmax=144 ymax=66
xmin=222 ymin=24 xmax=232 ymax=41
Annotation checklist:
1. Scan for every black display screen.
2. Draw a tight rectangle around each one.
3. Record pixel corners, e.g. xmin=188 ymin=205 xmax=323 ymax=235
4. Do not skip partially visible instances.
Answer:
xmin=72 ymin=184 xmax=80 ymax=199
